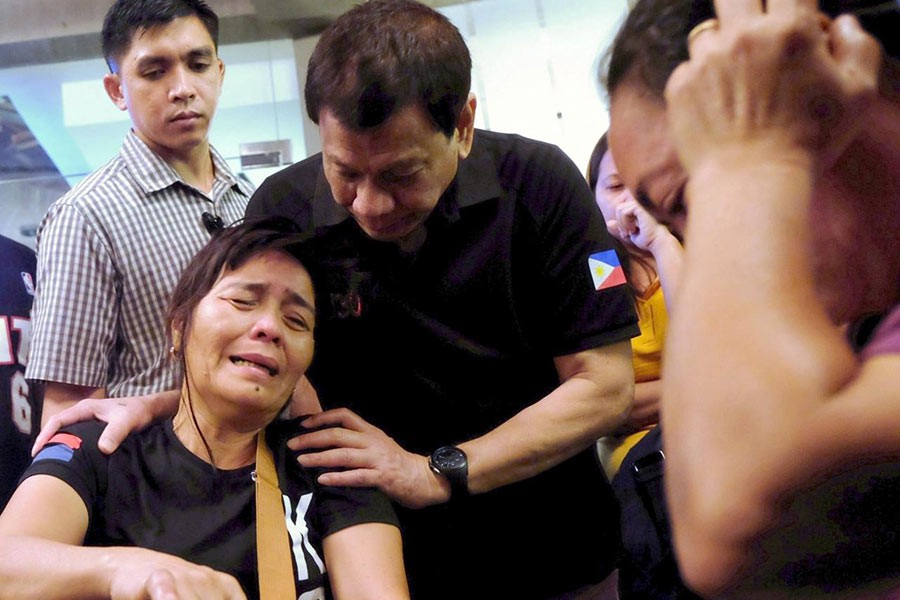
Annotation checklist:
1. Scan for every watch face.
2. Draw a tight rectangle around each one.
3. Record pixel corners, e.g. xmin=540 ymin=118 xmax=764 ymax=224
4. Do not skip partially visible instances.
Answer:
xmin=433 ymin=446 xmax=466 ymax=470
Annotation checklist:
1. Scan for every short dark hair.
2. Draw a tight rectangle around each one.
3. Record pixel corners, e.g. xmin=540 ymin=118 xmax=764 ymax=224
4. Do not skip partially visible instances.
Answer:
xmin=102 ymin=0 xmax=219 ymax=72
xmin=305 ymin=0 xmax=472 ymax=137
xmin=166 ymin=217 xmax=316 ymax=349
xmin=603 ymin=0 xmax=693 ymax=101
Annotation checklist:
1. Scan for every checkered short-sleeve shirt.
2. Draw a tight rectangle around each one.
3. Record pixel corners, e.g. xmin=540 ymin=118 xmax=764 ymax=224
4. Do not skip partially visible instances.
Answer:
xmin=27 ymin=131 xmax=251 ymax=397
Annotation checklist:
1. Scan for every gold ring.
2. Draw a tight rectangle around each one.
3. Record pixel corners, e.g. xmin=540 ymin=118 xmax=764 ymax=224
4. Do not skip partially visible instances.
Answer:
xmin=687 ymin=18 xmax=720 ymax=46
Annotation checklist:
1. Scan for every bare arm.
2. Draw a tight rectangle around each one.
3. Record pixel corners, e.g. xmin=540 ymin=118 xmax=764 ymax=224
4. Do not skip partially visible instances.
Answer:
xmin=460 ymin=341 xmax=633 ymax=494
xmin=661 ymin=1 xmax=888 ymax=595
xmin=40 ymin=382 xmax=106 ymax=427
xmin=617 ymin=379 xmax=661 ymax=433
xmin=293 ymin=341 xmax=634 ymax=507
xmin=34 ymin=379 xmax=318 ymax=457
xmin=607 ymin=198 xmax=681 ymax=433
xmin=34 ymin=389 xmax=180 ymax=455
xmin=0 ymin=476 xmax=244 ymax=599
xmin=610 ymin=198 xmax=684 ymax=312
xmin=323 ymin=523 xmax=409 ymax=600
xmin=287 ymin=375 xmax=322 ymax=417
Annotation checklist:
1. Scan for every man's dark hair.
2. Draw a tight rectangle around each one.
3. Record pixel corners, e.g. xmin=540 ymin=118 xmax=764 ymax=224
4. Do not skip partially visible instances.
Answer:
xmin=305 ymin=0 xmax=472 ymax=137
xmin=603 ymin=0 xmax=899 ymax=101
xmin=102 ymin=0 xmax=219 ymax=73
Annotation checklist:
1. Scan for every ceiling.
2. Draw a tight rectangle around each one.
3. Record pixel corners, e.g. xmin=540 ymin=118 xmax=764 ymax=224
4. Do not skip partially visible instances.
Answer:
xmin=0 ymin=0 xmax=468 ymax=68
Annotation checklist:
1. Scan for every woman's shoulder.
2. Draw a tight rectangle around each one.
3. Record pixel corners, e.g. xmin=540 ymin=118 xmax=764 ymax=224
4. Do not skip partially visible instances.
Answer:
xmin=37 ymin=419 xmax=171 ymax=465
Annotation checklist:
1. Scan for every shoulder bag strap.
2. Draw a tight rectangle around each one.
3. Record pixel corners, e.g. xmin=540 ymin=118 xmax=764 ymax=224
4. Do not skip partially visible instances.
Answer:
xmin=255 ymin=429 xmax=297 ymax=599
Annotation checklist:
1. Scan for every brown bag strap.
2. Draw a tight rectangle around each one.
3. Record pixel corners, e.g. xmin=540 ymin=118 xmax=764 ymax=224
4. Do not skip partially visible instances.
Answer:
xmin=255 ymin=429 xmax=296 ymax=599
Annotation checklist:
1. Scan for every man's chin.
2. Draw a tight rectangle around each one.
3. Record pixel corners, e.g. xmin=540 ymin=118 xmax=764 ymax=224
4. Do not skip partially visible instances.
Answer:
xmin=359 ymin=221 xmax=410 ymax=240
xmin=358 ymin=227 xmax=397 ymax=243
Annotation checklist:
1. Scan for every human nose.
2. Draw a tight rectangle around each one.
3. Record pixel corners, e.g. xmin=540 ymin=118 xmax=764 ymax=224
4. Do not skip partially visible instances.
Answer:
xmin=352 ymin=179 xmax=394 ymax=218
xmin=620 ymin=187 xmax=637 ymax=205
xmin=249 ymin=309 xmax=283 ymax=344
xmin=169 ymin=65 xmax=197 ymax=102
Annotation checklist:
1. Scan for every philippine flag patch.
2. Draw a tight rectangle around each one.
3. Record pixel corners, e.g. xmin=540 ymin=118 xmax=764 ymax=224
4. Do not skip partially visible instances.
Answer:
xmin=588 ymin=250 xmax=627 ymax=291
xmin=33 ymin=433 xmax=82 ymax=463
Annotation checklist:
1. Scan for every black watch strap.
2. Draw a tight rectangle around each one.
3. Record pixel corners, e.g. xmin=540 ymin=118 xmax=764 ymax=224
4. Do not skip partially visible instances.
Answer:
xmin=429 ymin=445 xmax=469 ymax=499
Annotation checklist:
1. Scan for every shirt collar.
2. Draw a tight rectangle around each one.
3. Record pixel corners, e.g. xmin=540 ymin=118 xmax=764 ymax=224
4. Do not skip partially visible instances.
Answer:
xmin=120 ymin=129 xmax=252 ymax=199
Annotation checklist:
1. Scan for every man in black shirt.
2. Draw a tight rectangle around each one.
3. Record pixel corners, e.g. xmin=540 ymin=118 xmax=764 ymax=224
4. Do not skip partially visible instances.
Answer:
xmin=247 ymin=1 xmax=638 ymax=597
xmin=39 ymin=1 xmax=639 ymax=597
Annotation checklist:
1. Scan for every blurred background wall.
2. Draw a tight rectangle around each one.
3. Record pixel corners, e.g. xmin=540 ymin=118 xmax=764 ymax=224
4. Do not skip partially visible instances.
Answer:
xmin=0 ymin=0 xmax=629 ymax=248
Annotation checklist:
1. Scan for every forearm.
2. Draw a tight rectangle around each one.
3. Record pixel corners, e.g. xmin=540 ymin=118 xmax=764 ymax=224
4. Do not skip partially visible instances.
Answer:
xmin=35 ymin=388 xmax=181 ymax=456
xmin=0 ymin=537 xmax=241 ymax=600
xmin=0 ymin=537 xmax=111 ymax=599
xmin=663 ymin=158 xmax=858 ymax=586
xmin=618 ymin=379 xmax=660 ymax=433
xmin=141 ymin=388 xmax=181 ymax=419
xmin=461 ymin=341 xmax=633 ymax=494
xmin=288 ymin=375 xmax=322 ymax=417
xmin=646 ymin=228 xmax=683 ymax=312
xmin=40 ymin=383 xmax=105 ymax=427
xmin=667 ymin=157 xmax=857 ymax=470
xmin=295 ymin=343 xmax=633 ymax=507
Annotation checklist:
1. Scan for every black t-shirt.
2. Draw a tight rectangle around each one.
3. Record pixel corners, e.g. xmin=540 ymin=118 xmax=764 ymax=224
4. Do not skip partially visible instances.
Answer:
xmin=0 ymin=235 xmax=39 ymax=510
xmin=248 ymin=130 xmax=639 ymax=598
xmin=22 ymin=418 xmax=398 ymax=599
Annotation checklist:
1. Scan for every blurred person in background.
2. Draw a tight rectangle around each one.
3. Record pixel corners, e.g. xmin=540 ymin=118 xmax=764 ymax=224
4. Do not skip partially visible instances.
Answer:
xmin=605 ymin=0 xmax=900 ymax=595
xmin=587 ymin=132 xmax=682 ymax=479
xmin=0 ymin=234 xmax=39 ymax=510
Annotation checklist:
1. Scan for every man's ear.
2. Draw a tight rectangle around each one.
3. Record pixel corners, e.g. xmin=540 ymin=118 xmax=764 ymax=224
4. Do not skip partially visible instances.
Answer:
xmin=103 ymin=73 xmax=128 ymax=112
xmin=217 ymin=58 xmax=225 ymax=96
xmin=455 ymin=93 xmax=477 ymax=160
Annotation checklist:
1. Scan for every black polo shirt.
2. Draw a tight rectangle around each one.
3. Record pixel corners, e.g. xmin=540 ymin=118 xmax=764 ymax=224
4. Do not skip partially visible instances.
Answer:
xmin=248 ymin=129 xmax=639 ymax=598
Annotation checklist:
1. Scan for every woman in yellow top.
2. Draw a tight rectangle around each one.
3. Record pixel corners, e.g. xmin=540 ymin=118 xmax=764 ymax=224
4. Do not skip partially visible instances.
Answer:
xmin=587 ymin=133 xmax=683 ymax=477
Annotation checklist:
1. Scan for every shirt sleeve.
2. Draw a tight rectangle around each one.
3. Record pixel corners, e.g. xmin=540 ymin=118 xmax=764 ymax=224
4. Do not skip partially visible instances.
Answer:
xmin=518 ymin=142 xmax=638 ymax=356
xmin=312 ymin=481 xmax=400 ymax=538
xmin=19 ymin=421 xmax=106 ymax=525
xmin=270 ymin=418 xmax=399 ymax=538
xmin=27 ymin=201 xmax=119 ymax=388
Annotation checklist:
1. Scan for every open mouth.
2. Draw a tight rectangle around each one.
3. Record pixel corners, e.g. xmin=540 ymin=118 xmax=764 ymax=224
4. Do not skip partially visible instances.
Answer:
xmin=230 ymin=356 xmax=277 ymax=376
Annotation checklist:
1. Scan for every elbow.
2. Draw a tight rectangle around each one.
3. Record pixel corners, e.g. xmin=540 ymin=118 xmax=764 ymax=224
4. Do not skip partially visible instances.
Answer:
xmin=608 ymin=377 xmax=635 ymax=432
xmin=669 ymin=484 xmax=769 ymax=598
xmin=674 ymin=533 xmax=746 ymax=599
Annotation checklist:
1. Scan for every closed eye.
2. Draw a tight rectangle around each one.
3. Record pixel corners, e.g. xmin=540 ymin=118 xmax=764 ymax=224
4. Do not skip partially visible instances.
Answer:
xmin=666 ymin=186 xmax=686 ymax=220
xmin=228 ymin=297 xmax=255 ymax=308
xmin=285 ymin=314 xmax=311 ymax=332
xmin=382 ymin=169 xmax=420 ymax=185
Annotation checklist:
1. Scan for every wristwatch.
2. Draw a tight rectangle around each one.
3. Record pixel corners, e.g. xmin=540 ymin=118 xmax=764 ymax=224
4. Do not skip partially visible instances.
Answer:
xmin=428 ymin=445 xmax=469 ymax=499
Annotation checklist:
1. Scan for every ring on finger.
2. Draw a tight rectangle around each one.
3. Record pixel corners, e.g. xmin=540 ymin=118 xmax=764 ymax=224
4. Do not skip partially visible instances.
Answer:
xmin=687 ymin=18 xmax=720 ymax=46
